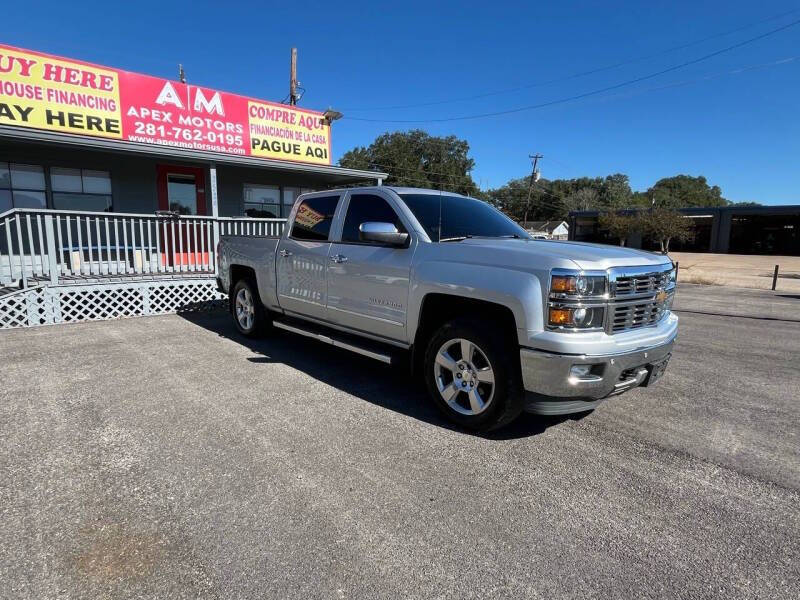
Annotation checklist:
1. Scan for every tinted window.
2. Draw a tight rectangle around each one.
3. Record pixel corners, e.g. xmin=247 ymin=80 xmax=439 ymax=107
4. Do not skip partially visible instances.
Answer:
xmin=399 ymin=193 xmax=528 ymax=242
xmin=290 ymin=195 xmax=339 ymax=241
xmin=341 ymin=194 xmax=406 ymax=243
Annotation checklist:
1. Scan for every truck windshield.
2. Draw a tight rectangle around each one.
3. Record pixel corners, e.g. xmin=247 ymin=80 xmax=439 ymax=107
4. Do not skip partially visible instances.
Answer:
xmin=397 ymin=193 xmax=529 ymax=242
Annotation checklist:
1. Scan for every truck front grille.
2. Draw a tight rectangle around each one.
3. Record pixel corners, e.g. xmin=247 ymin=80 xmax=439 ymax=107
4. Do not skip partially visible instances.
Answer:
xmin=608 ymin=265 xmax=675 ymax=334
xmin=610 ymin=297 xmax=670 ymax=333
xmin=613 ymin=271 xmax=671 ymax=296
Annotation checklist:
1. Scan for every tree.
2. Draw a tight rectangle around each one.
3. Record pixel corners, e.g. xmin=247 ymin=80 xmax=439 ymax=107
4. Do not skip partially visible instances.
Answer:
xmin=562 ymin=187 xmax=600 ymax=213
xmin=640 ymin=208 xmax=694 ymax=253
xmin=338 ymin=130 xmax=480 ymax=196
xmin=600 ymin=174 xmax=634 ymax=209
xmin=646 ymin=175 xmax=727 ymax=208
xmin=598 ymin=211 xmax=639 ymax=246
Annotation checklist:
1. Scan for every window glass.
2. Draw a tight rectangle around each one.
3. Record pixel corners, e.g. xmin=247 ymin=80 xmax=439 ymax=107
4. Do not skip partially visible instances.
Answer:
xmin=167 ymin=174 xmax=197 ymax=215
xmin=342 ymin=194 xmax=406 ymax=243
xmin=244 ymin=184 xmax=280 ymax=204
xmin=12 ymin=190 xmax=46 ymax=208
xmin=9 ymin=164 xmax=45 ymax=190
xmin=0 ymin=189 xmax=11 ymax=212
xmin=399 ymin=193 xmax=528 ymax=242
xmin=52 ymin=193 xmax=112 ymax=212
xmin=290 ymin=195 xmax=339 ymax=241
xmin=51 ymin=167 xmax=83 ymax=192
xmin=244 ymin=202 xmax=280 ymax=218
xmin=282 ymin=187 xmax=301 ymax=216
xmin=243 ymin=184 xmax=281 ymax=217
xmin=83 ymin=170 xmax=112 ymax=194
xmin=0 ymin=163 xmax=10 ymax=189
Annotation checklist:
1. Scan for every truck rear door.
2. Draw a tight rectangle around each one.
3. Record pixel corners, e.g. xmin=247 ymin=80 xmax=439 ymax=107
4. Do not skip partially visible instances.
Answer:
xmin=275 ymin=193 xmax=341 ymax=321
xmin=325 ymin=190 xmax=414 ymax=341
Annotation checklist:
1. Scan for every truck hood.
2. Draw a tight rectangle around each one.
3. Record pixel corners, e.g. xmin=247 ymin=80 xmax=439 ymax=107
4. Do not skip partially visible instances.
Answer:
xmin=456 ymin=238 xmax=671 ymax=271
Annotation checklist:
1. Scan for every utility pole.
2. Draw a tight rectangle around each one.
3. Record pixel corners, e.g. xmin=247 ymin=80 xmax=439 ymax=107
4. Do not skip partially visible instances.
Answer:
xmin=523 ymin=154 xmax=542 ymax=224
xmin=289 ymin=48 xmax=298 ymax=105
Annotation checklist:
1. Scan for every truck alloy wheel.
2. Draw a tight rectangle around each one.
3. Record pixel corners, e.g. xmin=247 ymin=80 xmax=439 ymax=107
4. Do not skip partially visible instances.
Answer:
xmin=434 ymin=338 xmax=496 ymax=415
xmin=424 ymin=318 xmax=524 ymax=431
xmin=235 ymin=286 xmax=255 ymax=332
xmin=231 ymin=278 xmax=269 ymax=337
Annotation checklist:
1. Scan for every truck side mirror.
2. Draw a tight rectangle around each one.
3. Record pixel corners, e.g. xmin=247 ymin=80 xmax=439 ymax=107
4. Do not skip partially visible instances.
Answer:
xmin=359 ymin=222 xmax=409 ymax=247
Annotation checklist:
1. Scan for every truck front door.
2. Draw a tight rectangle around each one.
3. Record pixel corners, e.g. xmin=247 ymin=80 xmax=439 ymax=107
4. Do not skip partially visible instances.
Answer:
xmin=326 ymin=191 xmax=413 ymax=342
xmin=275 ymin=194 xmax=340 ymax=321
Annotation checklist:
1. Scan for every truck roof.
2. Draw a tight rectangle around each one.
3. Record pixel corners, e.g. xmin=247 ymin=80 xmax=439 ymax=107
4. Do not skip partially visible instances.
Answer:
xmin=309 ymin=186 xmax=470 ymax=198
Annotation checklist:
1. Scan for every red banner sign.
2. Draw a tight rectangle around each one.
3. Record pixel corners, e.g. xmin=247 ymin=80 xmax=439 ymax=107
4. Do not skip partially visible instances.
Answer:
xmin=0 ymin=43 xmax=331 ymax=165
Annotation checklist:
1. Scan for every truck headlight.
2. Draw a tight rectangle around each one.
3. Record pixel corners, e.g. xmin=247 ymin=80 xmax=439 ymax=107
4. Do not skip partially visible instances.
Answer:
xmin=547 ymin=269 xmax=608 ymax=331
xmin=550 ymin=273 xmax=606 ymax=297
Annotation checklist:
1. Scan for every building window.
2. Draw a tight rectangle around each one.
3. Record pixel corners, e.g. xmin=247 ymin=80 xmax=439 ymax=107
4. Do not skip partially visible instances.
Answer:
xmin=0 ymin=163 xmax=47 ymax=211
xmin=244 ymin=184 xmax=281 ymax=218
xmin=51 ymin=168 xmax=112 ymax=212
xmin=282 ymin=187 xmax=302 ymax=216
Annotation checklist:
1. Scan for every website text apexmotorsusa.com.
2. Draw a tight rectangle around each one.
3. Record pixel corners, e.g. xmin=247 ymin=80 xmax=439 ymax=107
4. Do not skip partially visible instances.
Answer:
xmin=128 ymin=133 xmax=245 ymax=155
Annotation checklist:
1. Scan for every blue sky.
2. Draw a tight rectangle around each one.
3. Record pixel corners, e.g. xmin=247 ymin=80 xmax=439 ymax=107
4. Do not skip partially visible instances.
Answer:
xmin=5 ymin=0 xmax=799 ymax=204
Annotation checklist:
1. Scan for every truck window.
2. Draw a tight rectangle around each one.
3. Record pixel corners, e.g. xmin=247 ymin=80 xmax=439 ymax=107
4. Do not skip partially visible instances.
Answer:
xmin=341 ymin=194 xmax=407 ymax=243
xmin=398 ymin=193 xmax=528 ymax=242
xmin=290 ymin=195 xmax=339 ymax=241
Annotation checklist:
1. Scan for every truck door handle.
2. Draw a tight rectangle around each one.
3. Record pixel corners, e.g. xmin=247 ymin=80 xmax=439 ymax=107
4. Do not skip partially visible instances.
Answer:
xmin=279 ymin=249 xmax=293 ymax=258
xmin=330 ymin=254 xmax=348 ymax=264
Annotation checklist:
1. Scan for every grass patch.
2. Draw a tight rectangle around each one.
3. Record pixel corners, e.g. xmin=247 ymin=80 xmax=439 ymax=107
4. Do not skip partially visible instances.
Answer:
xmin=681 ymin=275 xmax=722 ymax=286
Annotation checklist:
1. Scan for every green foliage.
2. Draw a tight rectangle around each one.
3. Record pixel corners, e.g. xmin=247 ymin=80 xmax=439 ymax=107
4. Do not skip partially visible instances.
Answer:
xmin=338 ymin=130 xmax=480 ymax=197
xmin=337 ymin=132 xmax=735 ymax=224
xmin=486 ymin=173 xmax=634 ymax=221
xmin=639 ymin=208 xmax=695 ymax=253
xmin=647 ymin=175 xmax=727 ymax=208
xmin=598 ymin=212 xmax=639 ymax=246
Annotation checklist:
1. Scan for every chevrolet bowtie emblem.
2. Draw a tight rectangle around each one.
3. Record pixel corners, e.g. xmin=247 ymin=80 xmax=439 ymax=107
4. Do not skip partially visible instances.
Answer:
xmin=655 ymin=289 xmax=668 ymax=303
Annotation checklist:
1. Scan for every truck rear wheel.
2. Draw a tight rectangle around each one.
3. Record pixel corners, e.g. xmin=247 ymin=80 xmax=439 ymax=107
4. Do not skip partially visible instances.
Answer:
xmin=232 ymin=278 xmax=270 ymax=337
xmin=423 ymin=318 xmax=524 ymax=432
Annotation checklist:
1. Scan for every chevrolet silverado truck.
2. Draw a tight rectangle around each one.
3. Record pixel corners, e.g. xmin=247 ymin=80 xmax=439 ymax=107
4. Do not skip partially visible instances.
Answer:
xmin=217 ymin=187 xmax=677 ymax=431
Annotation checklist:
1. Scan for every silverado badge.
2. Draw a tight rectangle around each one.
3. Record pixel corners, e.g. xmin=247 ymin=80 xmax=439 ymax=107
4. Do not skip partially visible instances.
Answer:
xmin=655 ymin=289 xmax=668 ymax=303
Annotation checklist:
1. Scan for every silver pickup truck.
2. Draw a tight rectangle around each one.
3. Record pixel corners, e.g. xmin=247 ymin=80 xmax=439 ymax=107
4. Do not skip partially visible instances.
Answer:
xmin=217 ymin=186 xmax=677 ymax=431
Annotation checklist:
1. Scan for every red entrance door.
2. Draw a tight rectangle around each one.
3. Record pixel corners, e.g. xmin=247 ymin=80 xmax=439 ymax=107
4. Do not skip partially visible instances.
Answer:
xmin=156 ymin=165 xmax=209 ymax=270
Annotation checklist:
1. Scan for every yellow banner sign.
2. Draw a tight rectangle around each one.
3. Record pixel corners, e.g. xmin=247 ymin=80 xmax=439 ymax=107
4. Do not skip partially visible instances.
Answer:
xmin=248 ymin=101 xmax=330 ymax=165
xmin=0 ymin=46 xmax=122 ymax=138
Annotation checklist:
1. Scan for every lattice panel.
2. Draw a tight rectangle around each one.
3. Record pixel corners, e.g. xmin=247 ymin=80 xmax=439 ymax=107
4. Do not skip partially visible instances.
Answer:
xmin=0 ymin=289 xmax=43 ymax=329
xmin=147 ymin=282 xmax=226 ymax=315
xmin=59 ymin=287 xmax=144 ymax=323
xmin=0 ymin=279 xmax=227 ymax=329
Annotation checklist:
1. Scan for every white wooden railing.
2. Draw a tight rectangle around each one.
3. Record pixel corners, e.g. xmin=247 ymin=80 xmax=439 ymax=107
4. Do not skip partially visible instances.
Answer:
xmin=0 ymin=208 xmax=286 ymax=289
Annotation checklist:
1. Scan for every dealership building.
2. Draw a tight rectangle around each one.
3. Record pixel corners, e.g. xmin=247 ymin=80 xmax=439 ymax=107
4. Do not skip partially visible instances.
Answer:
xmin=0 ymin=44 xmax=383 ymax=220
xmin=569 ymin=205 xmax=800 ymax=256
xmin=0 ymin=43 xmax=384 ymax=329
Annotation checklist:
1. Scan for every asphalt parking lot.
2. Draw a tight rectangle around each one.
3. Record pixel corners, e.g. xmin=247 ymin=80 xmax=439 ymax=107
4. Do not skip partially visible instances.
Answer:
xmin=1 ymin=284 xmax=798 ymax=599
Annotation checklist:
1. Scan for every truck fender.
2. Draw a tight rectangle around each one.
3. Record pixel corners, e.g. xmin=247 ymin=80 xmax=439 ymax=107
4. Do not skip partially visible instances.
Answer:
xmin=408 ymin=261 xmax=544 ymax=345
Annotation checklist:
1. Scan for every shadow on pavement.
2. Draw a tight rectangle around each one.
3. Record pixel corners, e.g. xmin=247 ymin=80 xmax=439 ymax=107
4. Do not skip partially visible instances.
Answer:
xmin=180 ymin=311 xmax=578 ymax=440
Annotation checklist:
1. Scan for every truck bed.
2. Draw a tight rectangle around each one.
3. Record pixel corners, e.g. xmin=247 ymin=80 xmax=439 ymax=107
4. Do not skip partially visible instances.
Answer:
xmin=218 ymin=235 xmax=280 ymax=308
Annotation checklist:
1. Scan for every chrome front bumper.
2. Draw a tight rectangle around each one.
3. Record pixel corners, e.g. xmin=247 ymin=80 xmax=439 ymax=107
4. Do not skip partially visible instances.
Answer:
xmin=520 ymin=335 xmax=676 ymax=415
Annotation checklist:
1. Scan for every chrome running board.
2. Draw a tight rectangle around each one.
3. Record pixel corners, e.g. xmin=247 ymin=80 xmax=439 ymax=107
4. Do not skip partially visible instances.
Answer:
xmin=273 ymin=320 xmax=393 ymax=364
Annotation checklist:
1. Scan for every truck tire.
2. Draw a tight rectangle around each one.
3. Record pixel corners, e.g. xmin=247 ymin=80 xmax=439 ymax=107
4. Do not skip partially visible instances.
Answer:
xmin=423 ymin=317 xmax=524 ymax=432
xmin=231 ymin=278 xmax=270 ymax=337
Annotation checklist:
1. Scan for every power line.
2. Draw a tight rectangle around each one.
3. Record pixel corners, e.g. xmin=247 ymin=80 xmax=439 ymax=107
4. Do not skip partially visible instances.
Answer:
xmin=344 ymin=17 xmax=800 ymax=124
xmin=342 ymin=8 xmax=800 ymax=112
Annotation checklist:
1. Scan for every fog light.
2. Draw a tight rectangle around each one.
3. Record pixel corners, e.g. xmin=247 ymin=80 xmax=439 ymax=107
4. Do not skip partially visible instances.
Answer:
xmin=549 ymin=307 xmax=573 ymax=326
xmin=548 ymin=306 xmax=604 ymax=329
xmin=569 ymin=364 xmax=593 ymax=379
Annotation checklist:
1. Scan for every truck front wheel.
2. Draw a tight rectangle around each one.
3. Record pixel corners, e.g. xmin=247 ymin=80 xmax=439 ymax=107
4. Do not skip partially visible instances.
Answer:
xmin=231 ymin=278 xmax=269 ymax=337
xmin=423 ymin=318 xmax=524 ymax=432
